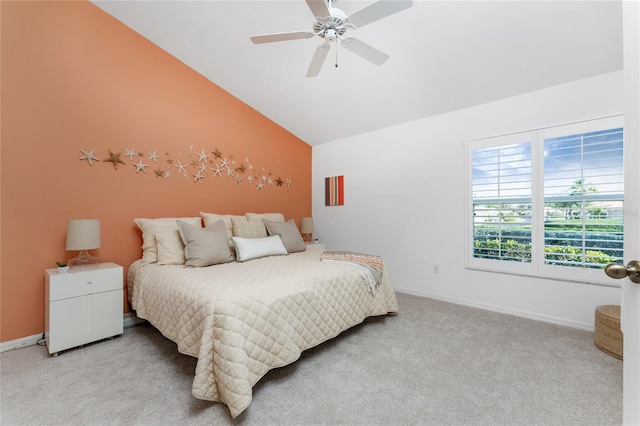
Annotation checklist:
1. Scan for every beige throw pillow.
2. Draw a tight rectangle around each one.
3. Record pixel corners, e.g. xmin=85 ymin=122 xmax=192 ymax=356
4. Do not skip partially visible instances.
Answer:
xmin=177 ymin=219 xmax=233 ymax=267
xmin=156 ymin=230 xmax=186 ymax=265
xmin=263 ymin=219 xmax=306 ymax=253
xmin=200 ymin=212 xmax=244 ymax=257
xmin=245 ymin=212 xmax=285 ymax=222
xmin=232 ymin=212 xmax=285 ymax=238
xmin=232 ymin=216 xmax=268 ymax=238
xmin=134 ymin=217 xmax=201 ymax=263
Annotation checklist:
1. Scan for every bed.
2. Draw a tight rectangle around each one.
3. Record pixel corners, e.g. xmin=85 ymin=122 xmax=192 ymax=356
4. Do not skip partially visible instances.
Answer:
xmin=127 ymin=213 xmax=398 ymax=417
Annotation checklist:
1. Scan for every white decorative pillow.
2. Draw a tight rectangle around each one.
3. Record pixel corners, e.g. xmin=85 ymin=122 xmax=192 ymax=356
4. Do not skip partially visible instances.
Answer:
xmin=263 ymin=219 xmax=306 ymax=253
xmin=134 ymin=217 xmax=201 ymax=263
xmin=156 ymin=230 xmax=186 ymax=265
xmin=230 ymin=235 xmax=288 ymax=262
xmin=177 ymin=219 xmax=233 ymax=267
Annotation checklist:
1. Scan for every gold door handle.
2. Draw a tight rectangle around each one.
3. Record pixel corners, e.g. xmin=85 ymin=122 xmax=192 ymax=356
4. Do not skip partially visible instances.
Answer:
xmin=605 ymin=260 xmax=640 ymax=283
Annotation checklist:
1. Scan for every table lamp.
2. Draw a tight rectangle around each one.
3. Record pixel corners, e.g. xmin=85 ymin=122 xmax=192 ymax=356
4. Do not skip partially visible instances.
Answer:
xmin=300 ymin=217 xmax=314 ymax=243
xmin=66 ymin=219 xmax=101 ymax=268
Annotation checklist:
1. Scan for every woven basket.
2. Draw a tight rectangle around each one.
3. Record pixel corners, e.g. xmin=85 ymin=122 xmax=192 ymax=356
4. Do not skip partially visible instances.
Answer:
xmin=594 ymin=305 xmax=623 ymax=360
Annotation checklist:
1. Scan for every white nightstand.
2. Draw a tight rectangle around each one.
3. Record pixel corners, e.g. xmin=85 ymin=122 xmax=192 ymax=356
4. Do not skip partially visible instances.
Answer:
xmin=306 ymin=242 xmax=326 ymax=251
xmin=45 ymin=262 xmax=123 ymax=356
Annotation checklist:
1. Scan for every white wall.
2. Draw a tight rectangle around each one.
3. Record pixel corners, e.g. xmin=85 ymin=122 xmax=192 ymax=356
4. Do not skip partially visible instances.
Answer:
xmin=313 ymin=71 xmax=624 ymax=330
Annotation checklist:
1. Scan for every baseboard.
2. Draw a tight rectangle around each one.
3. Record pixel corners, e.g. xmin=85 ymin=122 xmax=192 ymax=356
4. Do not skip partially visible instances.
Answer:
xmin=0 ymin=333 xmax=43 ymax=353
xmin=1 ymin=313 xmax=147 ymax=353
xmin=393 ymin=287 xmax=594 ymax=332
xmin=3 ymin=293 xmax=591 ymax=352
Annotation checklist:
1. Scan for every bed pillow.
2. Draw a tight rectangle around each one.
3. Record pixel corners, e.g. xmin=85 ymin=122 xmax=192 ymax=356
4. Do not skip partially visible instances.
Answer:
xmin=156 ymin=230 xmax=186 ymax=265
xmin=232 ymin=213 xmax=285 ymax=238
xmin=263 ymin=219 xmax=306 ymax=253
xmin=245 ymin=212 xmax=285 ymax=222
xmin=200 ymin=212 xmax=244 ymax=257
xmin=230 ymin=235 xmax=288 ymax=262
xmin=177 ymin=219 xmax=233 ymax=267
xmin=134 ymin=217 xmax=202 ymax=263
xmin=232 ymin=216 xmax=268 ymax=238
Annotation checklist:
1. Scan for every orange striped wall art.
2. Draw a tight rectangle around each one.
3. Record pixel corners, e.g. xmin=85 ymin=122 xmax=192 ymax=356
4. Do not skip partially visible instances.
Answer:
xmin=325 ymin=175 xmax=344 ymax=206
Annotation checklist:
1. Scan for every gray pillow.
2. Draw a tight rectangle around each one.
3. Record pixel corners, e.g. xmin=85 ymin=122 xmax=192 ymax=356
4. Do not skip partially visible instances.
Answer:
xmin=177 ymin=219 xmax=233 ymax=267
xmin=263 ymin=219 xmax=306 ymax=253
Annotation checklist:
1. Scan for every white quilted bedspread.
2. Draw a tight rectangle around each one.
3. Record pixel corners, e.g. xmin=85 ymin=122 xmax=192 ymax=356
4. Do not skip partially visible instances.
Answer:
xmin=127 ymin=249 xmax=398 ymax=417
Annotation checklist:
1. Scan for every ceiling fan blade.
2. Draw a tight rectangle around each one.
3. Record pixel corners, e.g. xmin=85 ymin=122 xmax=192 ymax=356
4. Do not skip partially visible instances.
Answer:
xmin=251 ymin=31 xmax=315 ymax=44
xmin=305 ymin=0 xmax=330 ymax=18
xmin=348 ymin=0 xmax=413 ymax=28
xmin=306 ymin=43 xmax=331 ymax=78
xmin=341 ymin=37 xmax=389 ymax=66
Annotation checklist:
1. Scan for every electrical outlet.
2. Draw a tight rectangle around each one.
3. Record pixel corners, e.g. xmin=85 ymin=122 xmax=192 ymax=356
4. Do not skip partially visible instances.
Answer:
xmin=433 ymin=264 xmax=439 ymax=274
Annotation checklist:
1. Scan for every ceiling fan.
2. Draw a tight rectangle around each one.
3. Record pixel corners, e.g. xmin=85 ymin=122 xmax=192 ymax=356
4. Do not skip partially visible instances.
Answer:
xmin=250 ymin=0 xmax=413 ymax=78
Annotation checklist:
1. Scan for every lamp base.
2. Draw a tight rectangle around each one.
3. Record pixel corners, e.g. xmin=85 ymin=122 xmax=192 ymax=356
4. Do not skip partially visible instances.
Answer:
xmin=68 ymin=250 xmax=99 ymax=269
xmin=302 ymin=233 xmax=313 ymax=243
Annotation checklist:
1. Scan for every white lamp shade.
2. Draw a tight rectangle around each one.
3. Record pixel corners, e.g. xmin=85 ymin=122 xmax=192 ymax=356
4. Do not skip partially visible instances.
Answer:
xmin=66 ymin=219 xmax=101 ymax=250
xmin=300 ymin=217 xmax=314 ymax=234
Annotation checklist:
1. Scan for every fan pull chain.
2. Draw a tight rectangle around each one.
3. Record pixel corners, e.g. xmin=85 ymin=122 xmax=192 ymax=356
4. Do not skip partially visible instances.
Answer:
xmin=335 ymin=39 xmax=339 ymax=68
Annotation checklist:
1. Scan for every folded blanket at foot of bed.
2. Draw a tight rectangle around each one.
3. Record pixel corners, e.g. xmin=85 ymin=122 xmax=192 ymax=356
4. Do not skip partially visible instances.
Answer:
xmin=320 ymin=251 xmax=384 ymax=291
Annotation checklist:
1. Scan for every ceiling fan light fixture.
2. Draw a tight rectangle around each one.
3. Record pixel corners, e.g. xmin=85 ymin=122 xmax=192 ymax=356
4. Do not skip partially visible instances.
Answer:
xmin=249 ymin=0 xmax=413 ymax=77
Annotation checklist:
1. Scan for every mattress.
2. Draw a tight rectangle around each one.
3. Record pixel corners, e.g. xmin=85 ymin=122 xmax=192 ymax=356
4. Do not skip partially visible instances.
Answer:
xmin=127 ymin=248 xmax=398 ymax=417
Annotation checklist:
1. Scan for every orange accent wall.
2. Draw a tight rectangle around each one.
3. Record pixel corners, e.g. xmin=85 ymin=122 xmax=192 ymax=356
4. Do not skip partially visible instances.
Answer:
xmin=0 ymin=1 xmax=311 ymax=343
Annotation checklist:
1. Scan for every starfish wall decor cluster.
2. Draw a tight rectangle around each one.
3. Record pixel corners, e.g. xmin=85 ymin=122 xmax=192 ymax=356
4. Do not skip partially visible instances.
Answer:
xmin=79 ymin=145 xmax=293 ymax=190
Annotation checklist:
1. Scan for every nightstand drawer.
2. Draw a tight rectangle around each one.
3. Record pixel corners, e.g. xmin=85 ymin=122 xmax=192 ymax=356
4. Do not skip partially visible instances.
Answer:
xmin=48 ymin=263 xmax=122 ymax=301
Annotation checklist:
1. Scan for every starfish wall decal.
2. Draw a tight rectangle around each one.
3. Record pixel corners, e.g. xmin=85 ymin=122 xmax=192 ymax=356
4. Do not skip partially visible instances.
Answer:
xmin=104 ymin=150 xmax=125 ymax=170
xmin=211 ymin=164 xmax=224 ymax=178
xmin=124 ymin=148 xmax=139 ymax=161
xmin=134 ymin=160 xmax=148 ymax=173
xmin=79 ymin=149 xmax=100 ymax=165
xmin=197 ymin=149 xmax=209 ymax=163
xmin=80 ymin=144 xmax=294 ymax=189
xmin=175 ymin=161 xmax=188 ymax=175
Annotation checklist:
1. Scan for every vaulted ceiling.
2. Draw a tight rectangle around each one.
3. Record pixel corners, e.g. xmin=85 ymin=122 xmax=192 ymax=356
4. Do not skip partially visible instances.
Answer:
xmin=91 ymin=1 xmax=623 ymax=146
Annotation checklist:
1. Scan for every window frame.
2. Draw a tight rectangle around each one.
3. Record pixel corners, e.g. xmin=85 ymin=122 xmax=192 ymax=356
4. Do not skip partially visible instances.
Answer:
xmin=465 ymin=115 xmax=623 ymax=286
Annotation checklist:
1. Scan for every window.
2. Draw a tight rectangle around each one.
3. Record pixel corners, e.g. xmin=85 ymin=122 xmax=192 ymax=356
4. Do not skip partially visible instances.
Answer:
xmin=466 ymin=116 xmax=623 ymax=285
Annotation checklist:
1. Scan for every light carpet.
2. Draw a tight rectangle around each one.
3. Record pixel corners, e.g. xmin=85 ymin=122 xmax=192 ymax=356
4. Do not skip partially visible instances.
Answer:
xmin=0 ymin=292 xmax=622 ymax=425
